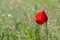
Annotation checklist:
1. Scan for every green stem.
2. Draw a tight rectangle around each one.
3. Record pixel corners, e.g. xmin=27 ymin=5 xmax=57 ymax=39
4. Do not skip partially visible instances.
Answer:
xmin=46 ymin=21 xmax=48 ymax=40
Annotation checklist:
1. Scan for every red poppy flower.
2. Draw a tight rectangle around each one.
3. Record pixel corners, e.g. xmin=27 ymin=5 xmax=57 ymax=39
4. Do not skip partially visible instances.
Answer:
xmin=34 ymin=10 xmax=48 ymax=25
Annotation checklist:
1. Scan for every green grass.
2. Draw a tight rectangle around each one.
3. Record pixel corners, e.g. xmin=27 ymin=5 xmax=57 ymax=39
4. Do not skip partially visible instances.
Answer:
xmin=0 ymin=0 xmax=60 ymax=40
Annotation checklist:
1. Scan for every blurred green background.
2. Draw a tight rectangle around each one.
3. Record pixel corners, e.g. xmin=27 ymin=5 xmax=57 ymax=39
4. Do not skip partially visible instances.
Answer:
xmin=0 ymin=0 xmax=60 ymax=40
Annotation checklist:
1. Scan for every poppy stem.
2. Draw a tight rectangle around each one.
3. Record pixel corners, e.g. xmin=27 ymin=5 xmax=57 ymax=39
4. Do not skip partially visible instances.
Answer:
xmin=45 ymin=21 xmax=48 ymax=40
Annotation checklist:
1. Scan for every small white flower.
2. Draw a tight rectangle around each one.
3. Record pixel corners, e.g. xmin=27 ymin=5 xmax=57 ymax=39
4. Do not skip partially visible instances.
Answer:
xmin=8 ymin=14 xmax=11 ymax=17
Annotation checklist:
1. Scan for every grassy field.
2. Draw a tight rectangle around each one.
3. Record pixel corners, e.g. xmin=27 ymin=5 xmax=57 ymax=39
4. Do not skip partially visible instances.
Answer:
xmin=0 ymin=0 xmax=60 ymax=40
